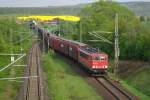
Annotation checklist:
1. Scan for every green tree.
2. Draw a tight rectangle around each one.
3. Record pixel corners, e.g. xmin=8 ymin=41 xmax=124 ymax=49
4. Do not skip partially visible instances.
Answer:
xmin=79 ymin=1 xmax=150 ymax=61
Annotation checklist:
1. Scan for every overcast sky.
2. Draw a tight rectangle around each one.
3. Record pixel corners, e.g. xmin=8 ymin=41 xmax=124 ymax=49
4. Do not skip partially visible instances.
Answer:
xmin=0 ymin=0 xmax=149 ymax=7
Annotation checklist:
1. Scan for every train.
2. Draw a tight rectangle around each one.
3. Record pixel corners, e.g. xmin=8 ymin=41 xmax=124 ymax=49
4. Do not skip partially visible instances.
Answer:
xmin=30 ymin=22 xmax=108 ymax=74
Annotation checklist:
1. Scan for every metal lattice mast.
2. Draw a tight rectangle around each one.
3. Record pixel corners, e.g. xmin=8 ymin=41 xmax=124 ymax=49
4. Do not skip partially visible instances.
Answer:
xmin=114 ymin=13 xmax=119 ymax=80
xmin=80 ymin=21 xmax=82 ymax=42
xmin=10 ymin=29 xmax=13 ymax=54
xmin=20 ymin=30 xmax=23 ymax=54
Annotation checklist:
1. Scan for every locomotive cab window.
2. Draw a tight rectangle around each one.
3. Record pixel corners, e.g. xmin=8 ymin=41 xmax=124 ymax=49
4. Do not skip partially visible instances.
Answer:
xmin=93 ymin=56 xmax=106 ymax=61
xmin=94 ymin=56 xmax=101 ymax=60
xmin=100 ymin=56 xmax=106 ymax=61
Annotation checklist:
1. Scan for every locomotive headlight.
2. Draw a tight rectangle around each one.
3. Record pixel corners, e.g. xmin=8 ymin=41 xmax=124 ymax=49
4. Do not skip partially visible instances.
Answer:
xmin=105 ymin=66 xmax=108 ymax=68
xmin=100 ymin=56 xmax=105 ymax=61
xmin=93 ymin=66 xmax=95 ymax=68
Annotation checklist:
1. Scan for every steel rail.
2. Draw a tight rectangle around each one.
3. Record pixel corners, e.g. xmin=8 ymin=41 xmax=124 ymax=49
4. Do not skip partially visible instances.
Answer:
xmin=103 ymin=76 xmax=133 ymax=100
xmin=25 ymin=45 xmax=33 ymax=100
xmin=25 ymin=44 xmax=42 ymax=100
xmin=95 ymin=77 xmax=133 ymax=100
xmin=36 ymin=45 xmax=42 ymax=100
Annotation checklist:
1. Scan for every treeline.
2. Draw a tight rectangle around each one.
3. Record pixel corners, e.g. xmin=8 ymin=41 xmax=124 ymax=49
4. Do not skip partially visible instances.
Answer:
xmin=0 ymin=17 xmax=30 ymax=53
xmin=0 ymin=2 xmax=150 ymax=17
xmin=139 ymin=16 xmax=150 ymax=22
xmin=78 ymin=1 xmax=150 ymax=61
xmin=0 ymin=7 xmax=81 ymax=15
xmin=121 ymin=2 xmax=150 ymax=16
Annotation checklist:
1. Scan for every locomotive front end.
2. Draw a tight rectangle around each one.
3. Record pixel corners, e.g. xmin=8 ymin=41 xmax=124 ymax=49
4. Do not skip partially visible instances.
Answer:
xmin=91 ymin=54 xmax=108 ymax=73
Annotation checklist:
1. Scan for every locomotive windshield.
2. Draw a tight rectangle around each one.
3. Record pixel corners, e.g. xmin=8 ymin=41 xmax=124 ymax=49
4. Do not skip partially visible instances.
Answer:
xmin=93 ymin=56 xmax=106 ymax=61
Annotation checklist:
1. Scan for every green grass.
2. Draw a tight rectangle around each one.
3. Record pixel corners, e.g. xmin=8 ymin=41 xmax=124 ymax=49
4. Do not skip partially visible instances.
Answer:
xmin=0 ymin=17 xmax=33 ymax=100
xmin=129 ymin=68 xmax=150 ymax=95
xmin=43 ymin=52 xmax=102 ymax=100
xmin=0 ymin=50 xmax=31 ymax=100
xmin=0 ymin=57 xmax=26 ymax=100
xmin=108 ymin=71 xmax=150 ymax=100
xmin=122 ymin=66 xmax=150 ymax=99
xmin=109 ymin=61 xmax=150 ymax=100
xmin=121 ymin=80 xmax=150 ymax=100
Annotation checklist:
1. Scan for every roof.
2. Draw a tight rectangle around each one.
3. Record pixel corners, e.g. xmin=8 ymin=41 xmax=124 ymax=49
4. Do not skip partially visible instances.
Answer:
xmin=48 ymin=33 xmax=107 ymax=55
xmin=80 ymin=47 xmax=100 ymax=54
xmin=49 ymin=34 xmax=104 ymax=54
xmin=50 ymin=34 xmax=87 ymax=47
xmin=71 ymin=41 xmax=86 ymax=46
xmin=37 ymin=27 xmax=106 ymax=55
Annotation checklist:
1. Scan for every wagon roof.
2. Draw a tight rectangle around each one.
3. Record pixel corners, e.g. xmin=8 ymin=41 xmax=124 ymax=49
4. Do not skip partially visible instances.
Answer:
xmin=51 ymin=34 xmax=87 ymax=46
xmin=80 ymin=46 xmax=107 ymax=55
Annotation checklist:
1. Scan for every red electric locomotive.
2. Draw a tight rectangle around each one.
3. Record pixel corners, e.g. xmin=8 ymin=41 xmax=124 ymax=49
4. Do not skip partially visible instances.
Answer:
xmin=45 ymin=32 xmax=108 ymax=74
xmin=35 ymin=26 xmax=108 ymax=74
xmin=78 ymin=47 xmax=108 ymax=73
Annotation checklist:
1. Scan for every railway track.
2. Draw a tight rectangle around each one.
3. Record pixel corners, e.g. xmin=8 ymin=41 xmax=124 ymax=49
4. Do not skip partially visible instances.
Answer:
xmin=58 ymin=54 xmax=139 ymax=100
xmin=94 ymin=76 xmax=138 ymax=100
xmin=19 ymin=44 xmax=138 ymax=100
xmin=25 ymin=43 xmax=44 ymax=100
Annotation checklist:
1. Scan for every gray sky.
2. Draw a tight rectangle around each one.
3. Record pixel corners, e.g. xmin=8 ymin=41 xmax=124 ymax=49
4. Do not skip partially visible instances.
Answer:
xmin=0 ymin=0 xmax=149 ymax=7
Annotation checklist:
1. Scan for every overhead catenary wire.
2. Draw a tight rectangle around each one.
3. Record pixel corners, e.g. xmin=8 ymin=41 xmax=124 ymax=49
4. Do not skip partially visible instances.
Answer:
xmin=0 ymin=54 xmax=26 ymax=72
xmin=0 ymin=76 xmax=38 ymax=81
xmin=88 ymin=32 xmax=112 ymax=44
xmin=14 ymin=33 xmax=34 ymax=44
xmin=93 ymin=32 xmax=113 ymax=44
xmin=93 ymin=30 xmax=113 ymax=34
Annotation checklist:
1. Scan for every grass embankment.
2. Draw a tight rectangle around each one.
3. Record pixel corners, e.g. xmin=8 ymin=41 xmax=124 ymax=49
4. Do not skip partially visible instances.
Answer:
xmin=122 ymin=80 xmax=150 ymax=100
xmin=0 ymin=58 xmax=26 ymax=100
xmin=109 ymin=61 xmax=150 ymax=100
xmin=0 ymin=17 xmax=32 ymax=100
xmin=43 ymin=52 xmax=102 ymax=100
xmin=122 ymin=67 xmax=150 ymax=100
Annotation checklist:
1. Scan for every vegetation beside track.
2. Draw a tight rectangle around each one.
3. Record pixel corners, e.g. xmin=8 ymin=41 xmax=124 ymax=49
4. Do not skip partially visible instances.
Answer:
xmin=119 ymin=61 xmax=150 ymax=99
xmin=79 ymin=1 xmax=150 ymax=61
xmin=0 ymin=17 xmax=32 ymax=100
xmin=79 ymin=1 xmax=150 ymax=99
xmin=43 ymin=52 xmax=102 ymax=100
xmin=122 ymin=80 xmax=150 ymax=100
xmin=109 ymin=61 xmax=150 ymax=100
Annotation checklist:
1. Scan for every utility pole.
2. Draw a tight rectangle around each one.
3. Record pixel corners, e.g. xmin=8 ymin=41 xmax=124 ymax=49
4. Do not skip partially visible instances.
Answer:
xmin=20 ymin=31 xmax=23 ymax=54
xmin=58 ymin=20 xmax=61 ymax=36
xmin=10 ymin=29 xmax=15 ymax=62
xmin=47 ymin=34 xmax=50 ymax=53
xmin=42 ymin=28 xmax=45 ymax=53
xmin=80 ymin=21 xmax=82 ymax=42
xmin=114 ymin=13 xmax=119 ymax=81
xmin=59 ymin=24 xmax=60 ymax=36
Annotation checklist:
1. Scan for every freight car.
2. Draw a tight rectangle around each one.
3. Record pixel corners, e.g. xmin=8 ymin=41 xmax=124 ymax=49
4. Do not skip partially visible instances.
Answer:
xmin=34 ymin=25 xmax=108 ymax=74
